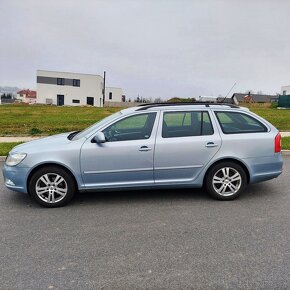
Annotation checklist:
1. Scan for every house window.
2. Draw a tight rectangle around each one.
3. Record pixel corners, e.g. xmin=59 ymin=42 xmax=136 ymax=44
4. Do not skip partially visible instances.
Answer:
xmin=72 ymin=99 xmax=80 ymax=104
xmin=283 ymin=90 xmax=287 ymax=95
xmin=73 ymin=79 xmax=80 ymax=87
xmin=57 ymin=78 xmax=65 ymax=85
xmin=109 ymin=92 xmax=113 ymax=100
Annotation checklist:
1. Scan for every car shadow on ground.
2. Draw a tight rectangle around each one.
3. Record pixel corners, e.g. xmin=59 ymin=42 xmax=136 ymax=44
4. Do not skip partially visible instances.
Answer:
xmin=3 ymin=182 xmax=277 ymax=208
xmin=71 ymin=181 xmax=276 ymax=206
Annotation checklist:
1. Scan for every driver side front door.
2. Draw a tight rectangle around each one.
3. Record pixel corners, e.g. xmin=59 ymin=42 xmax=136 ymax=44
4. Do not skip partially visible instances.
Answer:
xmin=80 ymin=112 xmax=159 ymax=190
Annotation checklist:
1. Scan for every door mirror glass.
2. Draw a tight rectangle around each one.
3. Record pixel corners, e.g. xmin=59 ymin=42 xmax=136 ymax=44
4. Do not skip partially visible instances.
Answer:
xmin=94 ymin=132 xmax=106 ymax=143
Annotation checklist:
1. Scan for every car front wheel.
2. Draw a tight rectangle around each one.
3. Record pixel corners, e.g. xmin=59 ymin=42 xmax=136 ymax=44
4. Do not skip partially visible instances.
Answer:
xmin=29 ymin=166 xmax=76 ymax=207
xmin=205 ymin=161 xmax=247 ymax=200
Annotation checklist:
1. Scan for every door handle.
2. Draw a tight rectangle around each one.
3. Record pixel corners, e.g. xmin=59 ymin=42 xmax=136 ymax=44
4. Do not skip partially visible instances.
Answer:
xmin=205 ymin=142 xmax=218 ymax=148
xmin=139 ymin=146 xmax=152 ymax=152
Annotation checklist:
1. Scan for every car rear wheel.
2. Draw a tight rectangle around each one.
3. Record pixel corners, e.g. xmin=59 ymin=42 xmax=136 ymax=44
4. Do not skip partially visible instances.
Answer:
xmin=205 ymin=161 xmax=247 ymax=200
xmin=29 ymin=166 xmax=76 ymax=207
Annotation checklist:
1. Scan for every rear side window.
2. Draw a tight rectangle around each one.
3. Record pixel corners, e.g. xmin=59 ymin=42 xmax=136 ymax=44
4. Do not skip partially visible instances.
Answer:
xmin=215 ymin=111 xmax=267 ymax=134
xmin=162 ymin=111 xmax=214 ymax=138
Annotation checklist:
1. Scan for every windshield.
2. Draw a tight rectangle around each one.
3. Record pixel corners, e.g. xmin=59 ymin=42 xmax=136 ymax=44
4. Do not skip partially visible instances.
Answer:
xmin=72 ymin=112 xmax=122 ymax=140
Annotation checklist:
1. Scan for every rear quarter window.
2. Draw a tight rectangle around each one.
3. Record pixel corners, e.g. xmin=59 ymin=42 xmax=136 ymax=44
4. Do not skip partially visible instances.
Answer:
xmin=215 ymin=111 xmax=267 ymax=134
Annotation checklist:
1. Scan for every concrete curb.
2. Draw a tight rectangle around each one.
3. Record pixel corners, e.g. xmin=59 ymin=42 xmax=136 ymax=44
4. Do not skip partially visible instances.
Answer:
xmin=1 ymin=151 xmax=290 ymax=162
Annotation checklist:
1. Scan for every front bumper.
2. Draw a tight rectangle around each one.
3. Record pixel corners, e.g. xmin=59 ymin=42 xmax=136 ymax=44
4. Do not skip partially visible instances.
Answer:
xmin=2 ymin=164 xmax=30 ymax=193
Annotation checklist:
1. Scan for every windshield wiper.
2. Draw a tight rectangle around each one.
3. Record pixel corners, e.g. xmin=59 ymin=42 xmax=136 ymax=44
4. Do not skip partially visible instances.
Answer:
xmin=67 ymin=131 xmax=80 ymax=140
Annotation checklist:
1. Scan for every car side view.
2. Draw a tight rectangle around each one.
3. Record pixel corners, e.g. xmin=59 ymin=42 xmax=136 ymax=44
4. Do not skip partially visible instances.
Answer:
xmin=3 ymin=103 xmax=283 ymax=207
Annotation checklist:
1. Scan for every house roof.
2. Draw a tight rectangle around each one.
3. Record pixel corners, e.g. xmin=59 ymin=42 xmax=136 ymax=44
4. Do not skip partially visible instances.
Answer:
xmin=232 ymin=93 xmax=278 ymax=102
xmin=17 ymin=89 xmax=36 ymax=98
xmin=216 ymin=97 xmax=236 ymax=104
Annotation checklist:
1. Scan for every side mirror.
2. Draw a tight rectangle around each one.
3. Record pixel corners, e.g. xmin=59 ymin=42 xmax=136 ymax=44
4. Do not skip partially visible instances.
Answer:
xmin=94 ymin=132 xmax=106 ymax=143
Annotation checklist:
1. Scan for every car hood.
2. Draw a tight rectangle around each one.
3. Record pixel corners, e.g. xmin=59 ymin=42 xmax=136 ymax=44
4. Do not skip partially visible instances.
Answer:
xmin=10 ymin=133 xmax=74 ymax=154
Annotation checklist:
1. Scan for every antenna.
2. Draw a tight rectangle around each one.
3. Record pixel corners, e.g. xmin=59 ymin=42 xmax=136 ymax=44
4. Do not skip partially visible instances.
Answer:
xmin=221 ymin=82 xmax=236 ymax=103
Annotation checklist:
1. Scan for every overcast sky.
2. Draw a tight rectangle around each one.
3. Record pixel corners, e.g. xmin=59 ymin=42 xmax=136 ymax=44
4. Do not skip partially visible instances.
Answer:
xmin=1 ymin=0 xmax=290 ymax=99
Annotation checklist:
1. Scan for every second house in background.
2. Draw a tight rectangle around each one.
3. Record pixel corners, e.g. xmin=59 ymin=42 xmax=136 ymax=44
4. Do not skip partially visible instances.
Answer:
xmin=36 ymin=70 xmax=123 ymax=107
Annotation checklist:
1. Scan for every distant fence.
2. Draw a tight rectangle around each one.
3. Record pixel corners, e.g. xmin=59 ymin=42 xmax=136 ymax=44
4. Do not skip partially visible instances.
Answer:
xmin=105 ymin=101 xmax=148 ymax=108
xmin=0 ymin=99 xmax=15 ymax=104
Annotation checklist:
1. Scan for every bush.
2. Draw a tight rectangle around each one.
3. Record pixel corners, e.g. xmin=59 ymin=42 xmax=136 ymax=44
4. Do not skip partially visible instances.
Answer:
xmin=271 ymin=102 xmax=278 ymax=108
xmin=29 ymin=128 xmax=43 ymax=135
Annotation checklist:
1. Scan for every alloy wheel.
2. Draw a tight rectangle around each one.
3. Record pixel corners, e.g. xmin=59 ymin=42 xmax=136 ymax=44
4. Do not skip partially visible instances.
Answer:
xmin=212 ymin=167 xmax=242 ymax=197
xmin=35 ymin=173 xmax=68 ymax=204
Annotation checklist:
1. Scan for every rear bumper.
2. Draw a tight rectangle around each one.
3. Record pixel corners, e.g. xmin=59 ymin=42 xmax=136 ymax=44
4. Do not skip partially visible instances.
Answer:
xmin=245 ymin=154 xmax=283 ymax=183
xmin=2 ymin=164 xmax=30 ymax=193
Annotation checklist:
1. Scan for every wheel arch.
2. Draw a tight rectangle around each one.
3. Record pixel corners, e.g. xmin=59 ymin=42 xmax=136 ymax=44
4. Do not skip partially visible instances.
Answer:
xmin=27 ymin=162 xmax=79 ymax=194
xmin=203 ymin=158 xmax=251 ymax=185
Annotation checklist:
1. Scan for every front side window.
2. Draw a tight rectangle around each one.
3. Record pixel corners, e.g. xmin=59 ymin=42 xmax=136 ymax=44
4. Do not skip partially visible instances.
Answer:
xmin=162 ymin=111 xmax=214 ymax=138
xmin=102 ymin=113 xmax=157 ymax=142
xmin=215 ymin=111 xmax=267 ymax=134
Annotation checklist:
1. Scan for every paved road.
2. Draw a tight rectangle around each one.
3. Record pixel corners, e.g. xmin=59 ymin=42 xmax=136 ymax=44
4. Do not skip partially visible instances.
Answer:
xmin=0 ymin=159 xmax=290 ymax=290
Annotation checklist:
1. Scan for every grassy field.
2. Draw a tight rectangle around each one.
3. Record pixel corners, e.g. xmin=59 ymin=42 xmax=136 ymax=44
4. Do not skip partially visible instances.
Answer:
xmin=241 ymin=103 xmax=290 ymax=131
xmin=0 ymin=142 xmax=22 ymax=156
xmin=0 ymin=103 xmax=289 ymax=136
xmin=0 ymin=104 xmax=120 ymax=136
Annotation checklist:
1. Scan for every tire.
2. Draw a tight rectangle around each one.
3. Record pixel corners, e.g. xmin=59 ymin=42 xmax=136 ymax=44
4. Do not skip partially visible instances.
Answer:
xmin=28 ymin=166 xmax=76 ymax=207
xmin=205 ymin=161 xmax=247 ymax=200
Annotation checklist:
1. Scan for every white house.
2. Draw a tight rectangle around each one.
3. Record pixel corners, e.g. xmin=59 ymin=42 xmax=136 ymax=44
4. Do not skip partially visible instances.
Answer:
xmin=16 ymin=89 xmax=37 ymax=104
xmin=281 ymin=85 xmax=290 ymax=95
xmin=37 ymin=70 xmax=104 ymax=107
xmin=105 ymin=87 xmax=123 ymax=102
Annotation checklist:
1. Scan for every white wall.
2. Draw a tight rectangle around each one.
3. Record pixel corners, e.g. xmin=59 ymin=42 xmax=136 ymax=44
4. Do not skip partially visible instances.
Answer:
xmin=37 ymin=70 xmax=104 ymax=107
xmin=105 ymin=87 xmax=123 ymax=102
xmin=281 ymin=85 xmax=290 ymax=95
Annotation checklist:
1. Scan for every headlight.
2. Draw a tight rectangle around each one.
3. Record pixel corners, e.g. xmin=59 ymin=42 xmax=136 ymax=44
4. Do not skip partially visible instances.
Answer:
xmin=5 ymin=153 xmax=27 ymax=166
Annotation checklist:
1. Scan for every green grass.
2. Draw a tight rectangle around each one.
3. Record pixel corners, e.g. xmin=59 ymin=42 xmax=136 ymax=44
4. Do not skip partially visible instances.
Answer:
xmin=282 ymin=137 xmax=290 ymax=150
xmin=0 ymin=104 xmax=121 ymax=136
xmin=0 ymin=103 xmax=290 ymax=136
xmin=240 ymin=103 xmax=290 ymax=131
xmin=0 ymin=142 xmax=23 ymax=156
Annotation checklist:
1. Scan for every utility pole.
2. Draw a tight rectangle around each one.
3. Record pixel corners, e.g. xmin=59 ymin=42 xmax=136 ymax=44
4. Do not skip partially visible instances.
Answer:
xmin=102 ymin=71 xmax=106 ymax=106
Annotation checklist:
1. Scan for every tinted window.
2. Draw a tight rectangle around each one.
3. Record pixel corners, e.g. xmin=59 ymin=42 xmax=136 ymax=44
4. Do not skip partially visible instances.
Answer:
xmin=103 ymin=113 xmax=157 ymax=142
xmin=73 ymin=79 xmax=80 ymax=87
xmin=215 ymin=111 xmax=267 ymax=134
xmin=57 ymin=78 xmax=64 ymax=85
xmin=162 ymin=111 xmax=213 ymax=138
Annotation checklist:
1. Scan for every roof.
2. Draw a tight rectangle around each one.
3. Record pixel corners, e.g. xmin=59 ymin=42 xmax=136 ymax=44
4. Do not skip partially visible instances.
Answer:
xmin=37 ymin=69 xmax=103 ymax=78
xmin=232 ymin=93 xmax=278 ymax=102
xmin=17 ymin=89 xmax=36 ymax=98
xmin=216 ymin=97 xmax=236 ymax=104
xmin=136 ymin=102 xmax=240 ymax=111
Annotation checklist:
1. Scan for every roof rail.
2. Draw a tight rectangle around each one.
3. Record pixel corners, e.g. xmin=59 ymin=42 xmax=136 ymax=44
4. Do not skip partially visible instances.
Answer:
xmin=136 ymin=102 xmax=239 ymax=111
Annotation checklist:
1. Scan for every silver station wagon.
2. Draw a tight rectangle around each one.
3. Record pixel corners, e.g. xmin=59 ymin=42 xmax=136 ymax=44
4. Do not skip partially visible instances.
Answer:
xmin=3 ymin=103 xmax=283 ymax=207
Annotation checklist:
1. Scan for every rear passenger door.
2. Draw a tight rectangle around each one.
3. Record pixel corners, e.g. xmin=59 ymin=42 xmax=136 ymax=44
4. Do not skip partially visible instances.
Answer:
xmin=154 ymin=110 xmax=221 ymax=184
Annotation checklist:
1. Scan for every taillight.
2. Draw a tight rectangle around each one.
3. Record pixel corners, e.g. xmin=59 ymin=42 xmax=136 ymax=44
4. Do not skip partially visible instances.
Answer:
xmin=274 ymin=132 xmax=281 ymax=153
